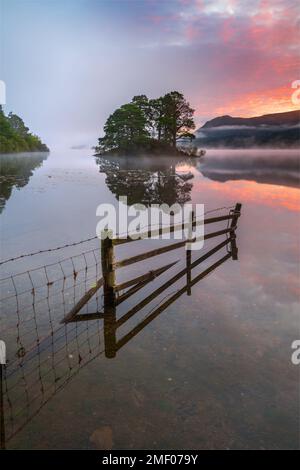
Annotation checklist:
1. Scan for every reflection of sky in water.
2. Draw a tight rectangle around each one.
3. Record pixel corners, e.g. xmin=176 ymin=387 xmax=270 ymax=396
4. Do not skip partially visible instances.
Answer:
xmin=0 ymin=149 xmax=299 ymax=449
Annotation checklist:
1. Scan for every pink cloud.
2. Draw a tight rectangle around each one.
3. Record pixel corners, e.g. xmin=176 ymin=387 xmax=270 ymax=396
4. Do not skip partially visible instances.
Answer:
xmin=144 ymin=0 xmax=299 ymax=119
xmin=221 ymin=18 xmax=236 ymax=42
xmin=185 ymin=23 xmax=202 ymax=40
xmin=148 ymin=15 xmax=164 ymax=25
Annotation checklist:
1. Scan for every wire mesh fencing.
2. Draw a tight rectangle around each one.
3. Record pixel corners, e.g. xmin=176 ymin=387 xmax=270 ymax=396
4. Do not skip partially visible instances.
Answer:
xmin=0 ymin=246 xmax=106 ymax=446
xmin=0 ymin=203 xmax=242 ymax=447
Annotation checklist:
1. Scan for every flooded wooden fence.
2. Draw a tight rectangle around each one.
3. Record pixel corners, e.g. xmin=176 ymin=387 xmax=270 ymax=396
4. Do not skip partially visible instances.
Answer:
xmin=63 ymin=203 xmax=242 ymax=358
xmin=0 ymin=203 xmax=242 ymax=447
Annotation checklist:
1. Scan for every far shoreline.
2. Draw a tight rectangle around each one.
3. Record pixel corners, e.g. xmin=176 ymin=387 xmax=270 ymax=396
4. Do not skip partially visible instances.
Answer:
xmin=93 ymin=145 xmax=206 ymax=159
xmin=0 ymin=150 xmax=50 ymax=157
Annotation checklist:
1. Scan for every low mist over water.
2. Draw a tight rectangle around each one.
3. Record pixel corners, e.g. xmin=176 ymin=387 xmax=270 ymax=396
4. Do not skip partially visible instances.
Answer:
xmin=198 ymin=149 xmax=300 ymax=187
xmin=0 ymin=147 xmax=299 ymax=450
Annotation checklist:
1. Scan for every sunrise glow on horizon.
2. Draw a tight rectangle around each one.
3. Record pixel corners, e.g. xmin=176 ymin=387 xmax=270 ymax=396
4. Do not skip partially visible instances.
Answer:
xmin=1 ymin=0 xmax=300 ymax=146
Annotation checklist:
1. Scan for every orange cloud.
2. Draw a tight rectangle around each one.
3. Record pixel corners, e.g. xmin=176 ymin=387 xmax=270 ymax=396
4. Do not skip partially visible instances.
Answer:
xmin=214 ymin=85 xmax=300 ymax=117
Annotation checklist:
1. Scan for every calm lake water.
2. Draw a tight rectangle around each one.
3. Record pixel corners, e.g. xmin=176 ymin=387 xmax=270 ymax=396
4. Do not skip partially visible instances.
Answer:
xmin=0 ymin=148 xmax=299 ymax=449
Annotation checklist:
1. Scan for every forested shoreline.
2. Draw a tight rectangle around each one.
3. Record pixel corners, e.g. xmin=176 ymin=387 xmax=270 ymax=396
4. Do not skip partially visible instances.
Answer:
xmin=0 ymin=106 xmax=49 ymax=154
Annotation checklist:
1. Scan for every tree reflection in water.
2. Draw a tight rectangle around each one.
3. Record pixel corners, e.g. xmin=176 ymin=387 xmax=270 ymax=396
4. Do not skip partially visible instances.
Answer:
xmin=95 ymin=155 xmax=197 ymax=206
xmin=0 ymin=152 xmax=48 ymax=213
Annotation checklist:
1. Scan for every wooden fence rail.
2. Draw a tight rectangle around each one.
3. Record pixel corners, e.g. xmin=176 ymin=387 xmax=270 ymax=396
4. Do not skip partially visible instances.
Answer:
xmin=1 ymin=204 xmax=242 ymax=448
xmin=113 ymin=210 xmax=240 ymax=245
xmin=62 ymin=203 xmax=242 ymax=329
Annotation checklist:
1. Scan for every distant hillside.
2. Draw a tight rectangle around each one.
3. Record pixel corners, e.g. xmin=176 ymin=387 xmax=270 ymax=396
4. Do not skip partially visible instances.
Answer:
xmin=201 ymin=110 xmax=300 ymax=129
xmin=0 ymin=106 xmax=49 ymax=154
xmin=195 ymin=110 xmax=300 ymax=148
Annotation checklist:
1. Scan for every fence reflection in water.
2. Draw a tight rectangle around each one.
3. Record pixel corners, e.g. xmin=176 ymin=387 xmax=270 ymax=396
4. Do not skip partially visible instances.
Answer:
xmin=0 ymin=204 xmax=242 ymax=448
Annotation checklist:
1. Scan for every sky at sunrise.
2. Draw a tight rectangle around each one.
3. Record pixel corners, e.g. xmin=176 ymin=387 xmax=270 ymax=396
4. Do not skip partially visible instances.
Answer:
xmin=1 ymin=0 xmax=299 ymax=148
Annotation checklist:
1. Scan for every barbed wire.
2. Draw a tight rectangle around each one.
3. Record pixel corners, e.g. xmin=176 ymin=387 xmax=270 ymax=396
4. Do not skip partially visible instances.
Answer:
xmin=0 ymin=204 xmax=239 ymax=446
xmin=0 ymin=205 xmax=236 ymax=267
xmin=0 ymin=235 xmax=99 ymax=267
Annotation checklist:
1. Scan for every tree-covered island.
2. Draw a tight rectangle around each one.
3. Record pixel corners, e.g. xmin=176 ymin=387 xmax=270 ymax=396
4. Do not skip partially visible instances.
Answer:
xmin=95 ymin=91 xmax=196 ymax=156
xmin=0 ymin=106 xmax=49 ymax=154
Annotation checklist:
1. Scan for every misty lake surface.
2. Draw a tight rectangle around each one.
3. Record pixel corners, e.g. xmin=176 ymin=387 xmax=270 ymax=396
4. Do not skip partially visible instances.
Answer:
xmin=0 ymin=148 xmax=299 ymax=449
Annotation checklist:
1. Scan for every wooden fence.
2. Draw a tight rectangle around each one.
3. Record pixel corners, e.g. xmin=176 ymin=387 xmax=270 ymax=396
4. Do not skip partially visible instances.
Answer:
xmin=1 ymin=203 xmax=242 ymax=446
xmin=62 ymin=203 xmax=242 ymax=358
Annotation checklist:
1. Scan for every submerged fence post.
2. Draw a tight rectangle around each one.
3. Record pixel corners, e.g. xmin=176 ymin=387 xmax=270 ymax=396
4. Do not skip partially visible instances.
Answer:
xmin=101 ymin=229 xmax=116 ymax=306
xmin=230 ymin=203 xmax=242 ymax=260
xmin=103 ymin=307 xmax=117 ymax=359
xmin=186 ymin=210 xmax=194 ymax=296
xmin=101 ymin=230 xmax=117 ymax=358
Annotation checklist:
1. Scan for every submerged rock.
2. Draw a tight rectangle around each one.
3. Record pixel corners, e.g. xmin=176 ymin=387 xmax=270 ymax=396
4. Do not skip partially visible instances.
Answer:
xmin=90 ymin=426 xmax=113 ymax=450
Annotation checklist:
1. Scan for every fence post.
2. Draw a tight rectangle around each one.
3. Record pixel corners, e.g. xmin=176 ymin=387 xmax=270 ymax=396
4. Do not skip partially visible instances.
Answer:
xmin=101 ymin=230 xmax=117 ymax=358
xmin=103 ymin=308 xmax=117 ymax=358
xmin=101 ymin=229 xmax=116 ymax=306
xmin=230 ymin=203 xmax=242 ymax=260
xmin=186 ymin=210 xmax=194 ymax=296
